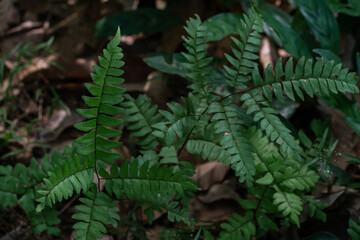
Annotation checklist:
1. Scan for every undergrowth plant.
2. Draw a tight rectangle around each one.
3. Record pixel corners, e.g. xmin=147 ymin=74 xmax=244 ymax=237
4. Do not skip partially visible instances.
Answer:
xmin=0 ymin=7 xmax=359 ymax=240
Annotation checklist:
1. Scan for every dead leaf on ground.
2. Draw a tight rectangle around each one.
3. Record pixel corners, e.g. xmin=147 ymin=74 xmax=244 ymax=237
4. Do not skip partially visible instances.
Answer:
xmin=37 ymin=109 xmax=81 ymax=143
xmin=189 ymin=198 xmax=234 ymax=224
xmin=198 ymin=184 xmax=240 ymax=203
xmin=144 ymin=72 xmax=172 ymax=106
xmin=193 ymin=161 xmax=230 ymax=191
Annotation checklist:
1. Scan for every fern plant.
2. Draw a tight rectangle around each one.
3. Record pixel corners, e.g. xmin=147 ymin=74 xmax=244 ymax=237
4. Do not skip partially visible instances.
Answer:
xmin=33 ymin=28 xmax=197 ymax=239
xmin=1 ymin=6 xmax=359 ymax=240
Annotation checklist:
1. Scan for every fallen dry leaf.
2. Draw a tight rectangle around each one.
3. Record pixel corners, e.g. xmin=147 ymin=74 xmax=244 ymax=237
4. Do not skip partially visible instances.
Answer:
xmin=198 ymin=183 xmax=240 ymax=203
xmin=193 ymin=161 xmax=229 ymax=191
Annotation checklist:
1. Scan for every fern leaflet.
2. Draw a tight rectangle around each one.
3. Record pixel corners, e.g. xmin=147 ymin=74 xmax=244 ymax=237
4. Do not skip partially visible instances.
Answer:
xmin=223 ymin=8 xmax=263 ymax=89
xmin=182 ymin=15 xmax=214 ymax=100
xmin=273 ymin=186 xmax=303 ymax=227
xmin=72 ymin=183 xmax=119 ymax=240
xmin=252 ymin=57 xmax=359 ymax=102
xmin=209 ymin=101 xmax=255 ymax=182
xmin=218 ymin=211 xmax=256 ymax=240
xmin=104 ymin=158 xmax=198 ymax=201
xmin=276 ymin=166 xmax=319 ymax=191
xmin=241 ymin=89 xmax=302 ymax=160
xmin=152 ymin=101 xmax=196 ymax=148
xmin=36 ymin=155 xmax=94 ymax=212
xmin=122 ymin=94 xmax=162 ymax=150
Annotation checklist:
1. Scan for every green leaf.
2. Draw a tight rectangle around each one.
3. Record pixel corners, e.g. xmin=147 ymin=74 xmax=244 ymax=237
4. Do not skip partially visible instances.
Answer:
xmin=257 ymin=4 xmax=311 ymax=59
xmin=203 ymin=12 xmax=244 ymax=41
xmin=219 ymin=211 xmax=256 ymax=240
xmin=294 ymin=0 xmax=340 ymax=53
xmin=345 ymin=117 xmax=360 ymax=136
xmin=144 ymin=53 xmax=190 ymax=78
xmin=72 ymin=184 xmax=119 ymax=240
xmin=302 ymin=231 xmax=340 ymax=240
xmin=222 ymin=8 xmax=263 ymax=89
xmin=106 ymin=158 xmax=198 ymax=201
xmin=36 ymin=156 xmax=93 ymax=212
xmin=313 ymin=49 xmax=342 ymax=64
xmin=95 ymin=8 xmax=182 ymax=37
xmin=273 ymin=186 xmax=303 ymax=227
xmin=256 ymin=172 xmax=274 ymax=185
xmin=237 ymin=198 xmax=258 ymax=210
xmin=256 ymin=210 xmax=279 ymax=231
xmin=122 ymin=94 xmax=162 ymax=149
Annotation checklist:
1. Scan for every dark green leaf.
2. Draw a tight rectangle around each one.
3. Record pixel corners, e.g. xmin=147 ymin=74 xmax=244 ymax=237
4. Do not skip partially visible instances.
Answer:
xmin=95 ymin=8 xmax=182 ymax=37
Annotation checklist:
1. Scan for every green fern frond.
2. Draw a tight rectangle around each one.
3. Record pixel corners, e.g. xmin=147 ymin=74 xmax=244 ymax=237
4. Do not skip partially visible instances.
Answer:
xmin=218 ymin=211 xmax=256 ymax=240
xmin=105 ymin=158 xmax=198 ymax=201
xmin=241 ymin=89 xmax=302 ymax=160
xmin=252 ymin=57 xmax=359 ymax=102
xmin=73 ymin=27 xmax=125 ymax=165
xmin=223 ymin=8 xmax=263 ymax=89
xmin=273 ymin=186 xmax=303 ymax=227
xmin=246 ymin=127 xmax=278 ymax=162
xmin=17 ymin=189 xmax=61 ymax=235
xmin=255 ymin=210 xmax=279 ymax=232
xmin=122 ymin=94 xmax=162 ymax=150
xmin=166 ymin=201 xmax=195 ymax=226
xmin=72 ymin=183 xmax=119 ymax=240
xmin=186 ymin=121 xmax=229 ymax=163
xmin=0 ymin=176 xmax=20 ymax=207
xmin=186 ymin=139 xmax=229 ymax=163
xmin=140 ymin=196 xmax=194 ymax=225
xmin=276 ymin=166 xmax=319 ymax=191
xmin=36 ymin=155 xmax=94 ymax=212
xmin=0 ymin=163 xmax=29 ymax=207
xmin=159 ymin=146 xmax=179 ymax=164
xmin=209 ymin=101 xmax=255 ymax=182
xmin=152 ymin=101 xmax=196 ymax=147
xmin=348 ymin=217 xmax=360 ymax=240
xmin=31 ymin=208 xmax=61 ymax=236
xmin=121 ymin=95 xmax=162 ymax=149
xmin=305 ymin=196 xmax=326 ymax=222
xmin=182 ymin=15 xmax=214 ymax=99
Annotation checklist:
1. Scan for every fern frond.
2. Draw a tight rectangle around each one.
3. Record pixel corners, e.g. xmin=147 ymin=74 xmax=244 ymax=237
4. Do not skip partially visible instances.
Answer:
xmin=241 ymin=89 xmax=302 ymax=160
xmin=152 ymin=101 xmax=196 ymax=148
xmin=209 ymin=101 xmax=255 ymax=182
xmin=186 ymin=139 xmax=229 ymax=163
xmin=0 ymin=163 xmax=29 ymax=207
xmin=141 ymin=196 xmax=194 ymax=225
xmin=159 ymin=146 xmax=179 ymax=164
xmin=305 ymin=195 xmax=326 ymax=222
xmin=246 ymin=127 xmax=277 ymax=162
xmin=255 ymin=210 xmax=279 ymax=232
xmin=72 ymin=183 xmax=119 ymax=240
xmin=122 ymin=94 xmax=162 ymax=149
xmin=36 ymin=155 xmax=94 ymax=212
xmin=273 ymin=186 xmax=303 ymax=227
xmin=348 ymin=217 xmax=360 ymax=240
xmin=186 ymin=121 xmax=229 ymax=163
xmin=252 ymin=57 xmax=359 ymax=102
xmin=31 ymin=208 xmax=61 ymax=236
xmin=218 ymin=211 xmax=256 ymax=240
xmin=166 ymin=201 xmax=195 ymax=226
xmin=0 ymin=176 xmax=20 ymax=207
xmin=276 ymin=166 xmax=319 ymax=191
xmin=182 ymin=15 xmax=213 ymax=99
xmin=105 ymin=158 xmax=198 ymax=201
xmin=223 ymin=8 xmax=263 ymax=89
xmin=73 ymin=27 xmax=125 ymax=165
